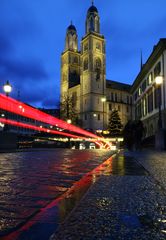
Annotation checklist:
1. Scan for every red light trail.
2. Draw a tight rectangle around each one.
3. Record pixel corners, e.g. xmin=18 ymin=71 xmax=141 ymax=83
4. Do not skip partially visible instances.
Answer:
xmin=0 ymin=94 xmax=100 ymax=139
xmin=0 ymin=118 xmax=87 ymax=139
xmin=0 ymin=94 xmax=112 ymax=149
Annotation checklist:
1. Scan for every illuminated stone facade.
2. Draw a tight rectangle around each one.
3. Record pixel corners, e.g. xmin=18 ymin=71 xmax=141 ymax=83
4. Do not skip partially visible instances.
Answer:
xmin=60 ymin=3 xmax=132 ymax=131
xmin=131 ymin=39 xmax=166 ymax=138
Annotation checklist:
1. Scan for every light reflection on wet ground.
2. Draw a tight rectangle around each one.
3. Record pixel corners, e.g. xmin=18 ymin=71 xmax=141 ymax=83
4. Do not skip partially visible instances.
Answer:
xmin=0 ymin=149 xmax=114 ymax=238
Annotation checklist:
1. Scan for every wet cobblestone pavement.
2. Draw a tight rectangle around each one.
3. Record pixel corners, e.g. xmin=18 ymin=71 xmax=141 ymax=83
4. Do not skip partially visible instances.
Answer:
xmin=51 ymin=150 xmax=166 ymax=240
xmin=0 ymin=149 xmax=114 ymax=238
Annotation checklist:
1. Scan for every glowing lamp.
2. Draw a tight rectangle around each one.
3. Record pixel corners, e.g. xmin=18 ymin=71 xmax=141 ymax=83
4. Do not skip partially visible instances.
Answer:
xmin=3 ymin=81 xmax=12 ymax=96
xmin=101 ymin=97 xmax=106 ymax=102
xmin=155 ymin=76 xmax=163 ymax=85
xmin=67 ymin=119 xmax=72 ymax=124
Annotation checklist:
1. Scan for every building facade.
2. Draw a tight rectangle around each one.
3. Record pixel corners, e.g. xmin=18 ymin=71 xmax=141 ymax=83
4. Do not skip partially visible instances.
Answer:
xmin=60 ymin=3 xmax=132 ymax=132
xmin=131 ymin=39 xmax=166 ymax=138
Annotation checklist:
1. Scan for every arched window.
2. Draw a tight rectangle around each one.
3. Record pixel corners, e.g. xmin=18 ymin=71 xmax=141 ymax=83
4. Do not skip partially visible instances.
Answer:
xmin=90 ymin=17 xmax=94 ymax=31
xmin=83 ymin=58 xmax=88 ymax=71
xmin=73 ymin=57 xmax=78 ymax=64
xmin=96 ymin=42 xmax=101 ymax=51
xmin=95 ymin=58 xmax=101 ymax=69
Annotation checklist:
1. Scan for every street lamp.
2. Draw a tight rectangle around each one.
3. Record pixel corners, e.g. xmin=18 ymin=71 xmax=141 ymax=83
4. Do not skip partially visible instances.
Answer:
xmin=155 ymin=76 xmax=163 ymax=129
xmin=67 ymin=119 xmax=72 ymax=124
xmin=3 ymin=81 xmax=12 ymax=131
xmin=101 ymin=97 xmax=106 ymax=130
xmin=3 ymin=80 xmax=12 ymax=96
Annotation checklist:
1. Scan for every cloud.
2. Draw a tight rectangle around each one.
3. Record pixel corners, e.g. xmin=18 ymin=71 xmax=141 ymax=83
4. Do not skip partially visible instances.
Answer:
xmin=0 ymin=58 xmax=48 ymax=82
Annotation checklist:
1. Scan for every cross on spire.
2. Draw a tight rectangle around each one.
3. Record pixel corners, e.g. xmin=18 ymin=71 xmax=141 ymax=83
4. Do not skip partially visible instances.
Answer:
xmin=92 ymin=0 xmax=94 ymax=6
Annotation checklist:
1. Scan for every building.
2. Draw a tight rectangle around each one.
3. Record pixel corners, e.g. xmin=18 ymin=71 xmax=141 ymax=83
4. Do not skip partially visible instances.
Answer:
xmin=60 ymin=3 xmax=132 ymax=132
xmin=131 ymin=38 xmax=166 ymax=138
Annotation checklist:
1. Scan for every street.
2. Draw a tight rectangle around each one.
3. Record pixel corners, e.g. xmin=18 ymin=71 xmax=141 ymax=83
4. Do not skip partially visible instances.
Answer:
xmin=0 ymin=149 xmax=114 ymax=238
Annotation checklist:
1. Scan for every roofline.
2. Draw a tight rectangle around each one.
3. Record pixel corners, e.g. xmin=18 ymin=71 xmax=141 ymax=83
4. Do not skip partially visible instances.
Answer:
xmin=131 ymin=38 xmax=166 ymax=93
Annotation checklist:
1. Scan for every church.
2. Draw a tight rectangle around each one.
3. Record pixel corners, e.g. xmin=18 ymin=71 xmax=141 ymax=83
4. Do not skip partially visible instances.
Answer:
xmin=60 ymin=2 xmax=134 ymax=132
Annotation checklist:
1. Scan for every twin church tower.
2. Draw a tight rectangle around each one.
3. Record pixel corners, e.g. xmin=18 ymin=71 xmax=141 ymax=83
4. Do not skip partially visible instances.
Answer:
xmin=60 ymin=2 xmax=106 ymax=131
xmin=60 ymin=2 xmax=131 ymax=131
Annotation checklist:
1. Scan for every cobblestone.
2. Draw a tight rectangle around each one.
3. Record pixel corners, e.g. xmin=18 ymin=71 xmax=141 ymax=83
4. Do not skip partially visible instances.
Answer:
xmin=0 ymin=149 xmax=113 ymax=236
xmin=51 ymin=150 xmax=166 ymax=240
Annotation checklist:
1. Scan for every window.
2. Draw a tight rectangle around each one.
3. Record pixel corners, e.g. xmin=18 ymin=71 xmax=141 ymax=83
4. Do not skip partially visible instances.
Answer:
xmin=95 ymin=58 xmax=101 ymax=69
xmin=84 ymin=43 xmax=88 ymax=52
xmin=118 ymin=105 xmax=121 ymax=111
xmin=85 ymin=114 xmax=87 ymax=120
xmin=115 ymin=93 xmax=117 ymax=102
xmin=154 ymin=61 xmax=161 ymax=78
xmin=109 ymin=104 xmax=112 ymax=111
xmin=148 ymin=72 xmax=153 ymax=85
xmin=148 ymin=91 xmax=153 ymax=113
xmin=142 ymin=80 xmax=147 ymax=92
xmin=111 ymin=92 xmax=114 ymax=101
xmin=96 ymin=42 xmax=101 ymax=51
xmin=127 ymin=96 xmax=129 ymax=104
xmin=126 ymin=106 xmax=129 ymax=113
xmin=138 ymin=87 xmax=142 ymax=96
xmin=73 ymin=57 xmax=78 ymax=64
xmin=143 ymin=98 xmax=147 ymax=116
xmin=134 ymin=91 xmax=138 ymax=101
xmin=154 ymin=87 xmax=161 ymax=109
xmin=98 ymin=114 xmax=100 ymax=120
xmin=83 ymin=58 xmax=88 ymax=71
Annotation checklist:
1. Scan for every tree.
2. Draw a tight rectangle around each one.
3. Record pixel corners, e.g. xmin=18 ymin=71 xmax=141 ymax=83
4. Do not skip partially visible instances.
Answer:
xmin=108 ymin=110 xmax=123 ymax=136
xmin=60 ymin=93 xmax=78 ymax=125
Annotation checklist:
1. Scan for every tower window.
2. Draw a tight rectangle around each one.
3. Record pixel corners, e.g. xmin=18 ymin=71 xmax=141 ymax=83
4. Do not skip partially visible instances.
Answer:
xmin=96 ymin=42 xmax=101 ymax=51
xmin=90 ymin=17 xmax=94 ymax=31
xmin=73 ymin=57 xmax=78 ymax=64
xmin=84 ymin=43 xmax=88 ymax=52
xmin=118 ymin=105 xmax=121 ymax=111
xmin=85 ymin=114 xmax=87 ymax=120
xmin=83 ymin=58 xmax=88 ymax=71
xmin=98 ymin=114 xmax=100 ymax=121
xmin=95 ymin=58 xmax=101 ymax=68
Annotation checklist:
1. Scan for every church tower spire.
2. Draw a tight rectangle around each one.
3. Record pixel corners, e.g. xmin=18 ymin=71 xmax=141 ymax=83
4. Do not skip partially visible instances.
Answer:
xmin=86 ymin=2 xmax=100 ymax=34
xmin=65 ymin=22 xmax=78 ymax=51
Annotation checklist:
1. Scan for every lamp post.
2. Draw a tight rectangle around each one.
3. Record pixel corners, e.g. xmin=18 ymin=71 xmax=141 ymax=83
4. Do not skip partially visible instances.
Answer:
xmin=3 ymin=80 xmax=12 ymax=97
xmin=67 ymin=119 xmax=72 ymax=124
xmin=101 ymin=97 xmax=106 ymax=130
xmin=155 ymin=76 xmax=163 ymax=129
xmin=3 ymin=80 xmax=12 ymax=131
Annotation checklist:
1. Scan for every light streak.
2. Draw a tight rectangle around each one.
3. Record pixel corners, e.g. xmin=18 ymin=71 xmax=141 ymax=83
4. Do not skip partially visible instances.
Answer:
xmin=0 ymin=118 xmax=87 ymax=139
xmin=0 ymin=94 xmax=101 ymax=139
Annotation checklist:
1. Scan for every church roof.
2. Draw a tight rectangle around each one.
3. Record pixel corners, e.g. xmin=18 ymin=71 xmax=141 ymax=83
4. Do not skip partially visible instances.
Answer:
xmin=106 ymin=80 xmax=131 ymax=92
xmin=88 ymin=5 xmax=98 ymax=13
xmin=67 ymin=24 xmax=76 ymax=31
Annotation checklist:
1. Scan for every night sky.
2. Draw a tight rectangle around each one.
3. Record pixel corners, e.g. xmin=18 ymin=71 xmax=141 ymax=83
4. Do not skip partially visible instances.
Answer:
xmin=0 ymin=0 xmax=166 ymax=108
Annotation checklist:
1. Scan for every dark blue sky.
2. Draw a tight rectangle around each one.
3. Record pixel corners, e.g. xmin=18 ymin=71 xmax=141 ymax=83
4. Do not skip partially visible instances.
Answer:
xmin=0 ymin=0 xmax=166 ymax=108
